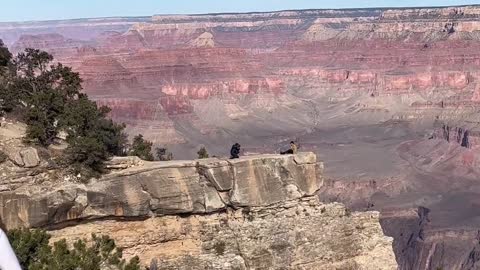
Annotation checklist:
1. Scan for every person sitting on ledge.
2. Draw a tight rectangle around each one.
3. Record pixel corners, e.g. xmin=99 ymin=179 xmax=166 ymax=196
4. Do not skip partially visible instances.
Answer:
xmin=230 ymin=143 xmax=241 ymax=159
xmin=281 ymin=141 xmax=298 ymax=155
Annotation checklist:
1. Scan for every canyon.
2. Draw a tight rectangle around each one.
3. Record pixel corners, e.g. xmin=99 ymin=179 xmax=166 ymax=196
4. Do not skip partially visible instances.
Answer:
xmin=0 ymin=122 xmax=397 ymax=269
xmin=3 ymin=4 xmax=480 ymax=269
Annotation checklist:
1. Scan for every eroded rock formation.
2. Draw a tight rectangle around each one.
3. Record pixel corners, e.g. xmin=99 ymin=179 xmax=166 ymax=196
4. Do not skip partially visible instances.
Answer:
xmin=50 ymin=197 xmax=396 ymax=270
xmin=4 ymin=6 xmax=480 ymax=150
xmin=0 ymin=143 xmax=397 ymax=269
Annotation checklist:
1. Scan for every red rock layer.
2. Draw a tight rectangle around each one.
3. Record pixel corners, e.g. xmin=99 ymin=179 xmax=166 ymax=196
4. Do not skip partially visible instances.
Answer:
xmin=4 ymin=6 xmax=480 ymax=145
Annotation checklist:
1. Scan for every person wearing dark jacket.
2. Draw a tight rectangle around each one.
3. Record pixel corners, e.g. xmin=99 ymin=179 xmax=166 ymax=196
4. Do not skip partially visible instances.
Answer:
xmin=281 ymin=141 xmax=298 ymax=155
xmin=230 ymin=143 xmax=241 ymax=159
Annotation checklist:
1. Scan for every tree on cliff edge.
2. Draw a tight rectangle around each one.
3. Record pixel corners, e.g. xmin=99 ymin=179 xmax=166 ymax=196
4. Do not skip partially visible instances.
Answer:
xmin=0 ymin=40 xmax=13 ymax=113
xmin=8 ymin=48 xmax=79 ymax=145
xmin=62 ymin=93 xmax=128 ymax=178
xmin=0 ymin=40 xmax=11 ymax=73
xmin=0 ymin=44 xmax=129 ymax=179
xmin=0 ymin=40 xmax=12 ymax=117
xmin=197 ymin=146 xmax=209 ymax=159
xmin=155 ymin=147 xmax=173 ymax=161
xmin=129 ymin=134 xmax=154 ymax=161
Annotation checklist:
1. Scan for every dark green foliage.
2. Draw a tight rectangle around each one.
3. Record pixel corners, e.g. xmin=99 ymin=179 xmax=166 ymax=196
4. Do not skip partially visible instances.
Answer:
xmin=124 ymin=257 xmax=142 ymax=270
xmin=14 ymin=48 xmax=53 ymax=76
xmin=8 ymin=228 xmax=141 ymax=270
xmin=130 ymin=134 xmax=154 ymax=161
xmin=0 ymin=40 xmax=14 ymax=113
xmin=64 ymin=136 xmax=109 ymax=180
xmin=23 ymin=90 xmax=66 ymax=146
xmin=62 ymin=94 xmax=127 ymax=156
xmin=62 ymin=94 xmax=128 ymax=178
xmin=61 ymin=94 xmax=107 ymax=138
xmin=0 ymin=39 xmax=12 ymax=72
xmin=7 ymin=228 xmax=51 ymax=268
xmin=155 ymin=147 xmax=173 ymax=161
xmin=0 ymin=44 xmax=130 ymax=179
xmin=5 ymin=48 xmax=81 ymax=145
xmin=197 ymin=146 xmax=209 ymax=159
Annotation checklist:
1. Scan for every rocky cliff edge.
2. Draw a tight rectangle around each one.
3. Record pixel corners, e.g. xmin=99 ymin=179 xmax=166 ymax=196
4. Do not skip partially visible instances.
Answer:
xmin=0 ymin=152 xmax=321 ymax=229
xmin=0 ymin=148 xmax=397 ymax=269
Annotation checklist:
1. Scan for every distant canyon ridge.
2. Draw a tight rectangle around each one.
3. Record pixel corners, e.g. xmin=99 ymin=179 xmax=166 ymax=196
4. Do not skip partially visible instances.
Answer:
xmin=2 ymin=6 xmax=480 ymax=155
xmin=4 ymin=5 xmax=480 ymax=270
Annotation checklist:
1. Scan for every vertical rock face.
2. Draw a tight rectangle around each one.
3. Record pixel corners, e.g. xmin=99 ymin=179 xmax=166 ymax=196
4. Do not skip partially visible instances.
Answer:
xmin=50 ymin=198 xmax=397 ymax=270
xmin=0 ymin=152 xmax=397 ymax=269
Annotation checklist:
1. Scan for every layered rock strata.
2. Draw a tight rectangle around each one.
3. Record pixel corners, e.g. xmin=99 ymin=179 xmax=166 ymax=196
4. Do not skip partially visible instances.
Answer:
xmin=4 ymin=6 xmax=480 ymax=147
xmin=0 ymin=153 xmax=321 ymax=229
xmin=51 ymin=197 xmax=397 ymax=270
xmin=0 ymin=150 xmax=397 ymax=269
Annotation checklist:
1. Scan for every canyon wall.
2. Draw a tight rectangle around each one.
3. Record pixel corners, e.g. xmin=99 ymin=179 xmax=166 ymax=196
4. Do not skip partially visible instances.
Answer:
xmin=50 ymin=197 xmax=397 ymax=270
xmin=4 ymin=6 xmax=480 ymax=152
xmin=0 ymin=123 xmax=397 ymax=269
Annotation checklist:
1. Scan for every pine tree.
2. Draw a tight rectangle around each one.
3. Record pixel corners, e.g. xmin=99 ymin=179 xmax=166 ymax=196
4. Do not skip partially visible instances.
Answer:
xmin=0 ymin=43 xmax=129 ymax=179
xmin=129 ymin=134 xmax=154 ymax=161
xmin=155 ymin=147 xmax=173 ymax=161
xmin=8 ymin=228 xmax=141 ymax=270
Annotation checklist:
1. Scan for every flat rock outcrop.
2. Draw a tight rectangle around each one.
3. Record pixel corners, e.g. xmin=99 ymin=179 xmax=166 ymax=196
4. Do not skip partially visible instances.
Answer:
xmin=0 ymin=153 xmax=322 ymax=229
xmin=0 ymin=152 xmax=397 ymax=269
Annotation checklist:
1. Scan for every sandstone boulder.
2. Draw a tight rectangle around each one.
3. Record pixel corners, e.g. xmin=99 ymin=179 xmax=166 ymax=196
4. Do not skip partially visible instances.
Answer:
xmin=4 ymin=146 xmax=40 ymax=168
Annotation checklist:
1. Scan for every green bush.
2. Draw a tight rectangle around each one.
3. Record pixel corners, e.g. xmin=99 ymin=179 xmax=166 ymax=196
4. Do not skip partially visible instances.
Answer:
xmin=0 ymin=39 xmax=12 ymax=69
xmin=129 ymin=134 xmax=154 ymax=161
xmin=155 ymin=147 xmax=173 ymax=161
xmin=8 ymin=228 xmax=141 ymax=270
xmin=197 ymin=146 xmax=209 ymax=159
xmin=11 ymin=49 xmax=69 ymax=146
xmin=62 ymin=94 xmax=128 ymax=178
xmin=64 ymin=136 xmax=109 ymax=180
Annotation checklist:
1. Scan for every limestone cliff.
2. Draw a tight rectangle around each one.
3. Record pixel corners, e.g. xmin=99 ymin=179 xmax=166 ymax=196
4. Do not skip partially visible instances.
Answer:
xmin=0 ymin=139 xmax=397 ymax=269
